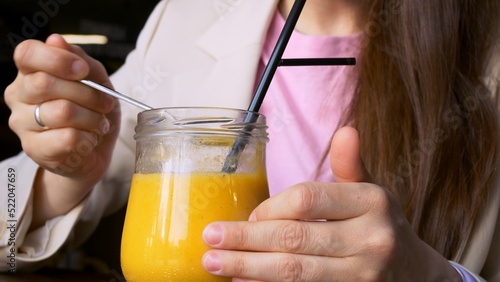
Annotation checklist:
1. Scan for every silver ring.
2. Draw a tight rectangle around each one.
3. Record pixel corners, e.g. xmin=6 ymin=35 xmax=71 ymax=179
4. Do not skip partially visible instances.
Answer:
xmin=34 ymin=104 xmax=49 ymax=129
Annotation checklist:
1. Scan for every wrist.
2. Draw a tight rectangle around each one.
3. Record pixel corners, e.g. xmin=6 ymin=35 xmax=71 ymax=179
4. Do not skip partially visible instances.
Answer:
xmin=449 ymin=261 xmax=483 ymax=282
xmin=30 ymin=168 xmax=95 ymax=230
xmin=410 ymin=238 xmax=463 ymax=282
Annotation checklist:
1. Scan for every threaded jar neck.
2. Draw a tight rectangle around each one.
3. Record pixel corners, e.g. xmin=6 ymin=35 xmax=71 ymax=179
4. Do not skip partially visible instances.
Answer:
xmin=135 ymin=107 xmax=269 ymax=141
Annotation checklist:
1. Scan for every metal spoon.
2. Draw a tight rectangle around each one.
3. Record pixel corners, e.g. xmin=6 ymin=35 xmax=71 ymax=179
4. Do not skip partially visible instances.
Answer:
xmin=80 ymin=79 xmax=153 ymax=111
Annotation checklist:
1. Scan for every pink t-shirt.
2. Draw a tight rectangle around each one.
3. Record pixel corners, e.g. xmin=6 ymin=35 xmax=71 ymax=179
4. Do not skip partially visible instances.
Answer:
xmin=259 ymin=12 xmax=362 ymax=196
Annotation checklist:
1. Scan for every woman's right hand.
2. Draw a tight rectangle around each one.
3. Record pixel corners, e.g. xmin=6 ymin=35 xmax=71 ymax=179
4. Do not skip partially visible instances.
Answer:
xmin=4 ymin=34 xmax=121 ymax=227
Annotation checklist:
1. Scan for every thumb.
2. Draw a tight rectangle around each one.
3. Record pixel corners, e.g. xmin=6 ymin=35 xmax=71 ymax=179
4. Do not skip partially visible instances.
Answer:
xmin=43 ymin=34 xmax=89 ymax=79
xmin=330 ymin=126 xmax=370 ymax=182
xmin=45 ymin=34 xmax=94 ymax=59
xmin=45 ymin=34 xmax=109 ymax=83
xmin=45 ymin=33 xmax=73 ymax=51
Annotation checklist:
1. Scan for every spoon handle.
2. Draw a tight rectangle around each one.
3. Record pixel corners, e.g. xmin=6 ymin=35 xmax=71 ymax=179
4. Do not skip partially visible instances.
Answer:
xmin=80 ymin=79 xmax=153 ymax=111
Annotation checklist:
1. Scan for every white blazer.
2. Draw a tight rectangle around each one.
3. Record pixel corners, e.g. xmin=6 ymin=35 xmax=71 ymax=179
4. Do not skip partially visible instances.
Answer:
xmin=0 ymin=0 xmax=499 ymax=279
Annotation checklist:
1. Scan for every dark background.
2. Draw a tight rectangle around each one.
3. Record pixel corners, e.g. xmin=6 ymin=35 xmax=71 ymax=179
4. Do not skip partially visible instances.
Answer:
xmin=0 ymin=0 xmax=160 ymax=276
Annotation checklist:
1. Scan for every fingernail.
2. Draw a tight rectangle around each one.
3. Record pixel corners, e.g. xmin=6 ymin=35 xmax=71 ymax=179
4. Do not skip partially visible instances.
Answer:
xmin=248 ymin=212 xmax=256 ymax=222
xmin=203 ymin=252 xmax=222 ymax=272
xmin=88 ymin=132 xmax=99 ymax=147
xmin=100 ymin=117 xmax=110 ymax=134
xmin=203 ymin=224 xmax=223 ymax=246
xmin=106 ymin=96 xmax=118 ymax=109
xmin=72 ymin=60 xmax=85 ymax=75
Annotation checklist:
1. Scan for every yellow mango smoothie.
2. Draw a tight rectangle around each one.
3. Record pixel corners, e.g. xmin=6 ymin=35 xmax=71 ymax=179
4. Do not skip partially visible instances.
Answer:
xmin=121 ymin=171 xmax=269 ymax=282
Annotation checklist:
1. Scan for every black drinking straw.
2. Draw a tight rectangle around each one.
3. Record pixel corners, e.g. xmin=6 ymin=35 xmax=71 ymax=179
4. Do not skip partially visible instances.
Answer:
xmin=222 ymin=0 xmax=307 ymax=173
xmin=222 ymin=1 xmax=357 ymax=173
xmin=246 ymin=0 xmax=308 ymax=114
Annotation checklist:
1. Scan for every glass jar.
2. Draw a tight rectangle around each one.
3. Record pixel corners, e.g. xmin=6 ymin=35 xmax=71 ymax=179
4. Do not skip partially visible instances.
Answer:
xmin=121 ymin=107 xmax=269 ymax=282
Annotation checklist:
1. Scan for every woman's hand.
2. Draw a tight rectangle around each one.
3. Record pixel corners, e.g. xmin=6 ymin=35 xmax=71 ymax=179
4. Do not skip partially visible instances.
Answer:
xmin=4 ymin=34 xmax=120 ymax=228
xmin=202 ymin=127 xmax=462 ymax=281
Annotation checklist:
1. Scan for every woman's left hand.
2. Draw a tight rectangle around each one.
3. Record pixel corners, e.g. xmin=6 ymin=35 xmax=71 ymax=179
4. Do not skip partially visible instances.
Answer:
xmin=202 ymin=127 xmax=462 ymax=282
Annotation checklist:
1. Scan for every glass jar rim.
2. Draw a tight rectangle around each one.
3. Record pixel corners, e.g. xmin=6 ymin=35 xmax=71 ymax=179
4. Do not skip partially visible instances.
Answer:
xmin=135 ymin=107 xmax=269 ymax=140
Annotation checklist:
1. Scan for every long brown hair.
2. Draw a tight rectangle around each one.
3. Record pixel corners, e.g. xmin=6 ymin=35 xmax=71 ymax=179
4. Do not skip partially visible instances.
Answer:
xmin=349 ymin=0 xmax=500 ymax=259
